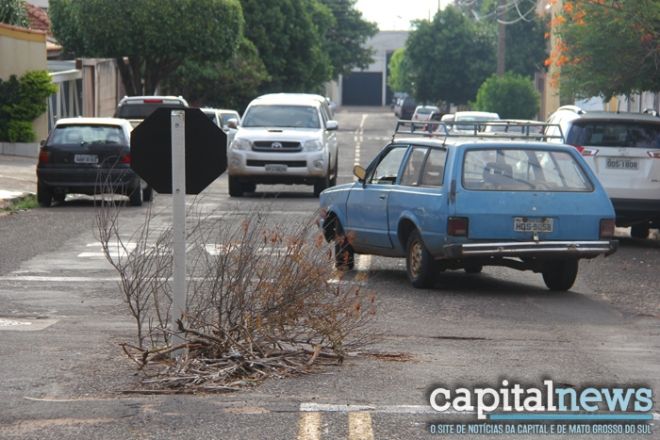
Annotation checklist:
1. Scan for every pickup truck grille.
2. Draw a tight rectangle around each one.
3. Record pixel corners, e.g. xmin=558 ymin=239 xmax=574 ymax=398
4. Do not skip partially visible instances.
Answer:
xmin=247 ymin=160 xmax=307 ymax=168
xmin=252 ymin=141 xmax=302 ymax=152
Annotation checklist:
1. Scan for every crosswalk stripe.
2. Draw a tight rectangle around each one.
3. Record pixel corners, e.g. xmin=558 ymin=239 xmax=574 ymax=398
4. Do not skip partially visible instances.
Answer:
xmin=297 ymin=412 xmax=321 ymax=440
xmin=348 ymin=412 xmax=374 ymax=440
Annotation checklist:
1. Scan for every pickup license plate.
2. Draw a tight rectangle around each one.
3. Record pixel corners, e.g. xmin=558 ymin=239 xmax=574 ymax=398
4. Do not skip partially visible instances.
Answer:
xmin=514 ymin=217 xmax=553 ymax=233
xmin=74 ymin=154 xmax=98 ymax=164
xmin=606 ymin=158 xmax=638 ymax=170
xmin=265 ymin=164 xmax=287 ymax=173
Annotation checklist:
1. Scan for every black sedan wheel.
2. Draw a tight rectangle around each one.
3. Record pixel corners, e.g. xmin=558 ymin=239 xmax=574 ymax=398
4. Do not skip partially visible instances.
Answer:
xmin=37 ymin=182 xmax=52 ymax=207
xmin=406 ymin=230 xmax=434 ymax=288
xmin=542 ymin=259 xmax=578 ymax=291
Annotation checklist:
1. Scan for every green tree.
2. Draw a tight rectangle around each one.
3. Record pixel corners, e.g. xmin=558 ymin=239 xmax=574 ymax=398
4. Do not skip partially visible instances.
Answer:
xmin=0 ymin=0 xmax=28 ymax=27
xmin=240 ymin=0 xmax=331 ymax=92
xmin=387 ymin=48 xmax=413 ymax=93
xmin=552 ymin=0 xmax=660 ymax=100
xmin=50 ymin=0 xmax=243 ymax=96
xmin=316 ymin=0 xmax=378 ymax=78
xmin=163 ymin=38 xmax=269 ymax=112
xmin=474 ymin=72 xmax=539 ymax=119
xmin=405 ymin=7 xmax=496 ymax=105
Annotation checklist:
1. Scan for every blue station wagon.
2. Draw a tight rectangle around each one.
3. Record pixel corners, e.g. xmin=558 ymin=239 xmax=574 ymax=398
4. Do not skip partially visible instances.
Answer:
xmin=320 ymin=124 xmax=618 ymax=291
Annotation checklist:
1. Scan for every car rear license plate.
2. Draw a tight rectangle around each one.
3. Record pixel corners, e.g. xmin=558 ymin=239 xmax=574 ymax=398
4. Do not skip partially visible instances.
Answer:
xmin=514 ymin=217 xmax=553 ymax=233
xmin=74 ymin=154 xmax=98 ymax=164
xmin=606 ymin=158 xmax=638 ymax=170
xmin=265 ymin=164 xmax=287 ymax=173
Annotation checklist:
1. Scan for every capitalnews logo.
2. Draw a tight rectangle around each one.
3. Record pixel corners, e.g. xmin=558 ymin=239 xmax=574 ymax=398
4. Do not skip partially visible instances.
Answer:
xmin=429 ymin=380 xmax=654 ymax=421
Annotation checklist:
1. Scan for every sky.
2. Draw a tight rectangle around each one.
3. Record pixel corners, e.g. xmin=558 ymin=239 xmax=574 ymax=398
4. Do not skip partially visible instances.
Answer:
xmin=354 ymin=0 xmax=454 ymax=31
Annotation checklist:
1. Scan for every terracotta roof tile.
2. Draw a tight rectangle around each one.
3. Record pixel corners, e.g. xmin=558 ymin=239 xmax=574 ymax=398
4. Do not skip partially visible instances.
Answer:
xmin=25 ymin=2 xmax=51 ymax=35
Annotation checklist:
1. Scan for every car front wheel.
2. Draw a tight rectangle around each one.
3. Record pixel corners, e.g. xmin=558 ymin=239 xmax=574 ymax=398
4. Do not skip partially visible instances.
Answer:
xmin=228 ymin=176 xmax=244 ymax=197
xmin=129 ymin=185 xmax=143 ymax=206
xmin=630 ymin=223 xmax=649 ymax=239
xmin=542 ymin=259 xmax=578 ymax=291
xmin=406 ymin=230 xmax=434 ymax=288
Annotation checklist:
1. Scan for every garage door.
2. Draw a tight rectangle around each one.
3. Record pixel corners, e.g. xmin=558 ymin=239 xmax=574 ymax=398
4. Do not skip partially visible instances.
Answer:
xmin=342 ymin=72 xmax=382 ymax=106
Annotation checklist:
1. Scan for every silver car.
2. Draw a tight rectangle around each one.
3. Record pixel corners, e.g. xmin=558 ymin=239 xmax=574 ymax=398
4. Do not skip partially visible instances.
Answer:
xmin=227 ymin=93 xmax=339 ymax=197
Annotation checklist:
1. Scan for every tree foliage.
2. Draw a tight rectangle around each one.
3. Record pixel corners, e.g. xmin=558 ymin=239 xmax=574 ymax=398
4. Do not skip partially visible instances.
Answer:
xmin=316 ymin=0 xmax=378 ymax=78
xmin=387 ymin=48 xmax=413 ymax=93
xmin=49 ymin=0 xmax=243 ymax=96
xmin=405 ymin=6 xmax=496 ymax=105
xmin=474 ymin=72 xmax=539 ymax=119
xmin=0 ymin=0 xmax=28 ymax=27
xmin=550 ymin=0 xmax=660 ymax=100
xmin=162 ymin=38 xmax=269 ymax=112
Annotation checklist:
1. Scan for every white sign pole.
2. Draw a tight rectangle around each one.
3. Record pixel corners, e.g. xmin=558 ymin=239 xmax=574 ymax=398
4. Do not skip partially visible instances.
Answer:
xmin=171 ymin=110 xmax=187 ymax=354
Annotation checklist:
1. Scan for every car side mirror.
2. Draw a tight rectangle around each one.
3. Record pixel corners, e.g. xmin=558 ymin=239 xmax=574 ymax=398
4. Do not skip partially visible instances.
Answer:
xmin=227 ymin=118 xmax=239 ymax=129
xmin=40 ymin=139 xmax=46 ymax=147
xmin=353 ymin=165 xmax=366 ymax=182
xmin=326 ymin=120 xmax=338 ymax=131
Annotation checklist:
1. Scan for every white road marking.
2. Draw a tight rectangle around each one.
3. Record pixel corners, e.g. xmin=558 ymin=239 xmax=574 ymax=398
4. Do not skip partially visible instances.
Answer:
xmin=348 ymin=412 xmax=374 ymax=440
xmin=354 ymin=114 xmax=369 ymax=167
xmin=297 ymin=412 xmax=321 ymax=440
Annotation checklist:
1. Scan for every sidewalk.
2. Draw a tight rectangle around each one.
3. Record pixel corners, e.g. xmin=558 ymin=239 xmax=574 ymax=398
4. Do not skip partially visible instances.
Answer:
xmin=0 ymin=154 xmax=37 ymax=208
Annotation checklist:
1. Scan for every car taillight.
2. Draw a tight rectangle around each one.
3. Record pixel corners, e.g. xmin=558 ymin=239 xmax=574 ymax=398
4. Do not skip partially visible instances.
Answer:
xmin=119 ymin=153 xmax=131 ymax=164
xmin=599 ymin=219 xmax=615 ymax=239
xmin=38 ymin=148 xmax=49 ymax=164
xmin=647 ymin=151 xmax=660 ymax=159
xmin=572 ymin=145 xmax=598 ymax=157
xmin=448 ymin=217 xmax=469 ymax=236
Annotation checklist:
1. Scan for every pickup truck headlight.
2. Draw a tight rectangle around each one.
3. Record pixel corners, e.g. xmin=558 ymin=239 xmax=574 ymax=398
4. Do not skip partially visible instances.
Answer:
xmin=230 ymin=138 xmax=251 ymax=151
xmin=303 ymin=139 xmax=324 ymax=151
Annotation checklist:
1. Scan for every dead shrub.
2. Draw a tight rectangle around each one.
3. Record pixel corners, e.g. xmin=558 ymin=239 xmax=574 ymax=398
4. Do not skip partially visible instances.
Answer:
xmin=96 ymin=196 xmax=376 ymax=393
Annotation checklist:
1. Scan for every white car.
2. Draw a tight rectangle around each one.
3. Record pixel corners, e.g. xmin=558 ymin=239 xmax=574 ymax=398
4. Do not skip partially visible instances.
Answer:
xmin=451 ymin=111 xmax=500 ymax=133
xmin=227 ymin=93 xmax=339 ymax=197
xmin=546 ymin=106 xmax=660 ymax=238
xmin=201 ymin=107 xmax=241 ymax=148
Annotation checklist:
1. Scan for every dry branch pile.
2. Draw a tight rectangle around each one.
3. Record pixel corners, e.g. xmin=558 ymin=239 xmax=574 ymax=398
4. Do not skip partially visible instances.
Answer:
xmin=96 ymin=198 xmax=376 ymax=393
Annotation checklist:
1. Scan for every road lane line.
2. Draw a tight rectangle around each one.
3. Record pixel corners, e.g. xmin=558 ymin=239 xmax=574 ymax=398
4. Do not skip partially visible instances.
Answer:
xmin=297 ymin=411 xmax=321 ymax=440
xmin=348 ymin=412 xmax=374 ymax=440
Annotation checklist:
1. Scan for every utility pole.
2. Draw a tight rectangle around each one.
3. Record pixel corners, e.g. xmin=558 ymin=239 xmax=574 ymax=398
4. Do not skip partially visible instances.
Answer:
xmin=497 ymin=0 xmax=506 ymax=75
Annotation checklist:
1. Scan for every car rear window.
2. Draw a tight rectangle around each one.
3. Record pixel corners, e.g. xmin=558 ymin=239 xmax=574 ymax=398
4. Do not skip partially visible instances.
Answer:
xmin=567 ymin=121 xmax=660 ymax=148
xmin=50 ymin=125 xmax=126 ymax=145
xmin=463 ymin=148 xmax=593 ymax=192
xmin=116 ymin=101 xmax=187 ymax=119
xmin=242 ymin=105 xmax=320 ymax=129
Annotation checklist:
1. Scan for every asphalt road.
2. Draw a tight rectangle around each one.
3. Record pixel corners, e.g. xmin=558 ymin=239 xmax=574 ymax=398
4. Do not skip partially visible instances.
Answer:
xmin=0 ymin=108 xmax=658 ymax=440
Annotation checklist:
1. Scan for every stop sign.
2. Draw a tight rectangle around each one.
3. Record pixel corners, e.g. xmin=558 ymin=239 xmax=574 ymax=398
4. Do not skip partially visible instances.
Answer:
xmin=131 ymin=107 xmax=227 ymax=194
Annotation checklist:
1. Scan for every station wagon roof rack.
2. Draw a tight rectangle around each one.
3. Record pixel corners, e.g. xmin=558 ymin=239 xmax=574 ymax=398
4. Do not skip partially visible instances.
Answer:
xmin=392 ymin=120 xmax=566 ymax=144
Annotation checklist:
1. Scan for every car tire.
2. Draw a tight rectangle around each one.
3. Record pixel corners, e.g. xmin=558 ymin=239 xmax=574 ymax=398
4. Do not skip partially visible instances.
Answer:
xmin=314 ymin=175 xmax=330 ymax=197
xmin=53 ymin=193 xmax=66 ymax=204
xmin=129 ymin=185 xmax=143 ymax=207
xmin=142 ymin=185 xmax=153 ymax=202
xmin=406 ymin=230 xmax=434 ymax=288
xmin=542 ymin=259 xmax=578 ymax=291
xmin=464 ymin=263 xmax=483 ymax=274
xmin=335 ymin=237 xmax=355 ymax=270
xmin=329 ymin=156 xmax=338 ymax=187
xmin=243 ymin=182 xmax=256 ymax=193
xmin=630 ymin=223 xmax=649 ymax=239
xmin=228 ymin=176 xmax=244 ymax=197
xmin=37 ymin=183 xmax=52 ymax=207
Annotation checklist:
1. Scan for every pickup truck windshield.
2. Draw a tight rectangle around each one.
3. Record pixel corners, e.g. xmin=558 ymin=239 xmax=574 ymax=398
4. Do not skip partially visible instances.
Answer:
xmin=242 ymin=105 xmax=320 ymax=129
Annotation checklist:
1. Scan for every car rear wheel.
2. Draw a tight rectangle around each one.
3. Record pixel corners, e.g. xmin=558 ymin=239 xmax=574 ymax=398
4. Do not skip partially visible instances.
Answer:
xmin=228 ymin=176 xmax=244 ymax=197
xmin=335 ymin=237 xmax=355 ymax=270
xmin=542 ymin=259 xmax=578 ymax=291
xmin=142 ymin=185 xmax=153 ymax=202
xmin=630 ymin=223 xmax=649 ymax=239
xmin=129 ymin=185 xmax=143 ymax=206
xmin=37 ymin=183 xmax=52 ymax=207
xmin=53 ymin=193 xmax=66 ymax=204
xmin=406 ymin=230 xmax=434 ymax=288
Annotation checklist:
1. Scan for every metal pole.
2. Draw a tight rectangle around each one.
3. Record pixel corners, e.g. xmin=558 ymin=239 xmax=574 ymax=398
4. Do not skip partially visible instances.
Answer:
xmin=171 ymin=110 xmax=186 ymax=355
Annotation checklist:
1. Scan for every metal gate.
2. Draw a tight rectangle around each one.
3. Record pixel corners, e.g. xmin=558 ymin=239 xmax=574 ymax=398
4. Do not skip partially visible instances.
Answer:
xmin=342 ymin=72 xmax=382 ymax=106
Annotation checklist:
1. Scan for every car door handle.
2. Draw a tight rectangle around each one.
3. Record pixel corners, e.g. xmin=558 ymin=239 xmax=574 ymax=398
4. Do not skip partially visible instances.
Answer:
xmin=379 ymin=194 xmax=387 ymax=200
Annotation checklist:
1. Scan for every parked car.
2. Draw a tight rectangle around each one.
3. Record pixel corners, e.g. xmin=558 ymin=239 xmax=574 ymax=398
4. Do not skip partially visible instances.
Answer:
xmin=545 ymin=106 xmax=660 ymax=238
xmin=36 ymin=118 xmax=151 ymax=207
xmin=449 ymin=111 xmax=501 ymax=133
xmin=202 ymin=107 xmax=241 ymax=147
xmin=227 ymin=93 xmax=339 ymax=197
xmin=412 ymin=105 xmax=440 ymax=122
xmin=114 ymin=95 xmax=189 ymax=128
xmin=320 ymin=124 xmax=617 ymax=290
